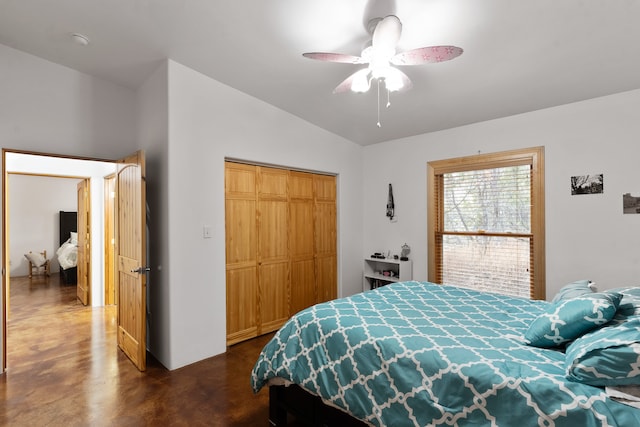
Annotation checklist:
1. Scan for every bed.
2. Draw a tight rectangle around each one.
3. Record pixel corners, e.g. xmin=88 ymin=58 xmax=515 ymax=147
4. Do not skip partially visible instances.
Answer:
xmin=57 ymin=210 xmax=78 ymax=285
xmin=251 ymin=281 xmax=640 ymax=426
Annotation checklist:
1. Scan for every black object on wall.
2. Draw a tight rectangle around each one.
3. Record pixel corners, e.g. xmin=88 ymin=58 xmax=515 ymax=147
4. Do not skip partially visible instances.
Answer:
xmin=386 ymin=183 xmax=395 ymax=220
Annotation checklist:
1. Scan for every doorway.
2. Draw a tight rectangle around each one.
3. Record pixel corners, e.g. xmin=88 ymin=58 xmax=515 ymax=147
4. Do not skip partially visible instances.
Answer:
xmin=2 ymin=150 xmax=117 ymax=371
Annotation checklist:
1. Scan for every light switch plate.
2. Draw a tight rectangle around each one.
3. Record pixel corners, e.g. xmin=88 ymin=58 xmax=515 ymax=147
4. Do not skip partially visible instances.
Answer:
xmin=203 ymin=225 xmax=212 ymax=238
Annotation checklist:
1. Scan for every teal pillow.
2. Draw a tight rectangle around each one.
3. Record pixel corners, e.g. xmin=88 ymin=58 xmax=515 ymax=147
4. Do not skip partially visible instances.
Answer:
xmin=565 ymin=315 xmax=640 ymax=386
xmin=525 ymin=292 xmax=621 ymax=348
xmin=608 ymin=286 xmax=640 ymax=318
xmin=551 ymin=279 xmax=595 ymax=303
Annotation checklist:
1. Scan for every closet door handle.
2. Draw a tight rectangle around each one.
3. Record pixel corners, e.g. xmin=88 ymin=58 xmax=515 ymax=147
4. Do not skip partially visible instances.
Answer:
xmin=131 ymin=267 xmax=151 ymax=274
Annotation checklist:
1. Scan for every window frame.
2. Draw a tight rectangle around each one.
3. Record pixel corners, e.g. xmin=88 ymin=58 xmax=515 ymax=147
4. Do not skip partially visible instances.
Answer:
xmin=427 ymin=146 xmax=546 ymax=300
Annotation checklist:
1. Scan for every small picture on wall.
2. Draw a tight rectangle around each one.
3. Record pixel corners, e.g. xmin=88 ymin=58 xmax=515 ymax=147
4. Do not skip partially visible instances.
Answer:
xmin=571 ymin=174 xmax=603 ymax=195
xmin=623 ymin=193 xmax=640 ymax=214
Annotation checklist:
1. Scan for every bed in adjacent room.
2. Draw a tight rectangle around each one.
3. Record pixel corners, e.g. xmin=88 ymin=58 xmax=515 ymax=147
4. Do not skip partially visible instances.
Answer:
xmin=251 ymin=281 xmax=640 ymax=426
xmin=57 ymin=210 xmax=78 ymax=285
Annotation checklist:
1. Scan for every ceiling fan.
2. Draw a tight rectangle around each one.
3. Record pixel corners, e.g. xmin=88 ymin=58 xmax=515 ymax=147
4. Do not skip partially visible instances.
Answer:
xmin=303 ymin=15 xmax=463 ymax=95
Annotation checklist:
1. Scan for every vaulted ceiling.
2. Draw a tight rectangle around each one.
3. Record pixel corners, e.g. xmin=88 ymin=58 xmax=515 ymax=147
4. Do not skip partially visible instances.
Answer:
xmin=1 ymin=0 xmax=638 ymax=145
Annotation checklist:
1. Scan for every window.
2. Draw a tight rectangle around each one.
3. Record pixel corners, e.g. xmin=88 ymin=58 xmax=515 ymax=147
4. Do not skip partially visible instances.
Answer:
xmin=427 ymin=147 xmax=545 ymax=299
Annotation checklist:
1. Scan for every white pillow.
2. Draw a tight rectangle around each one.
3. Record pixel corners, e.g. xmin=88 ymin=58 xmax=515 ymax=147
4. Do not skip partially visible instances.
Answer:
xmin=25 ymin=252 xmax=46 ymax=267
xmin=70 ymin=232 xmax=78 ymax=245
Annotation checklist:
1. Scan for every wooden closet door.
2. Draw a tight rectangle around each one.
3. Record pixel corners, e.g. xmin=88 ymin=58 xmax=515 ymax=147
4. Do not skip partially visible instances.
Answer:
xmin=289 ymin=172 xmax=316 ymax=315
xmin=225 ymin=162 xmax=337 ymax=345
xmin=314 ymin=175 xmax=337 ymax=303
xmin=225 ymin=163 xmax=258 ymax=345
xmin=257 ymin=167 xmax=290 ymax=334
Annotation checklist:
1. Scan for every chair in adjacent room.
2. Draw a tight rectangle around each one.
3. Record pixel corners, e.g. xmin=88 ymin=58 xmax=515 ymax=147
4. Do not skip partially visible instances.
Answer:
xmin=25 ymin=250 xmax=51 ymax=281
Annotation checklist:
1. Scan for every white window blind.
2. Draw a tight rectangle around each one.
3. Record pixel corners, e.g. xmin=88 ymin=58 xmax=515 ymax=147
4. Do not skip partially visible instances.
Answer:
xmin=437 ymin=165 xmax=534 ymax=298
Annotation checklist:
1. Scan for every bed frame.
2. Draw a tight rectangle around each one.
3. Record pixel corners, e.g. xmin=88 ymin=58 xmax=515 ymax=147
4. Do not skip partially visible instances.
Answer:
xmin=269 ymin=384 xmax=366 ymax=427
xmin=59 ymin=210 xmax=77 ymax=285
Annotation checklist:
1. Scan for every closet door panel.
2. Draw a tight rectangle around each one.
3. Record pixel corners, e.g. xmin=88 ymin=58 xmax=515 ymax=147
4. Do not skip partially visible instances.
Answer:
xmin=290 ymin=200 xmax=315 ymax=315
xmin=257 ymin=166 xmax=290 ymax=332
xmin=225 ymin=162 xmax=258 ymax=345
xmin=316 ymin=255 xmax=337 ymax=303
xmin=258 ymin=200 xmax=289 ymax=261
xmin=258 ymin=166 xmax=289 ymax=261
xmin=225 ymin=163 xmax=257 ymax=266
xmin=290 ymin=172 xmax=316 ymax=315
xmin=226 ymin=266 xmax=258 ymax=345
xmin=225 ymin=199 xmax=256 ymax=265
xmin=225 ymin=163 xmax=256 ymax=196
xmin=314 ymin=202 xmax=336 ymax=256
xmin=258 ymin=167 xmax=288 ymax=199
xmin=291 ymin=259 xmax=316 ymax=315
xmin=257 ymin=198 xmax=289 ymax=330
xmin=290 ymin=171 xmax=314 ymax=198
xmin=290 ymin=200 xmax=314 ymax=257
xmin=259 ymin=262 xmax=289 ymax=334
xmin=314 ymin=175 xmax=337 ymax=303
xmin=314 ymin=174 xmax=337 ymax=202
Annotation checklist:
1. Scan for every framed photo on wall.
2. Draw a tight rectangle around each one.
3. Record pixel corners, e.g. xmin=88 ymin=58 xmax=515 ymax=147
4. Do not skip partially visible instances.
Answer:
xmin=571 ymin=174 xmax=603 ymax=195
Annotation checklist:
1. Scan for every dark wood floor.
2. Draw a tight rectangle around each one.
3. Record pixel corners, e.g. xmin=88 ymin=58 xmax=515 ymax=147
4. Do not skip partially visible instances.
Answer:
xmin=2 ymin=274 xmax=275 ymax=426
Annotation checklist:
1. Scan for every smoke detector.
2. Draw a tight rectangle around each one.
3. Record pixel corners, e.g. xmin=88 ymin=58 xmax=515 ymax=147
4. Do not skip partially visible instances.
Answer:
xmin=70 ymin=33 xmax=90 ymax=46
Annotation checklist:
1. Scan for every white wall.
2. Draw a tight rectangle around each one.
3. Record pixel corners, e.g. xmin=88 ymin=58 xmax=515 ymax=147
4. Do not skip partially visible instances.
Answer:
xmin=362 ymin=88 xmax=640 ymax=299
xmin=0 ymin=43 xmax=137 ymax=370
xmin=8 ymin=174 xmax=79 ymax=276
xmin=0 ymin=44 xmax=136 ymax=159
xmin=162 ymin=60 xmax=364 ymax=369
xmin=135 ymin=61 xmax=170 ymax=366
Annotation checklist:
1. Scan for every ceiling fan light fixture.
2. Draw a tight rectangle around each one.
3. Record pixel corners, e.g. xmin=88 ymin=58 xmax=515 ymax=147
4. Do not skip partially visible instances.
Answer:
xmin=381 ymin=67 xmax=405 ymax=92
xmin=351 ymin=69 xmax=372 ymax=92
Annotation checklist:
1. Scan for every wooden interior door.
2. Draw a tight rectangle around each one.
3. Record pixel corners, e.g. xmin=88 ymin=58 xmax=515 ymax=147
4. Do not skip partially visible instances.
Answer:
xmin=289 ymin=172 xmax=316 ymax=315
xmin=225 ymin=162 xmax=258 ymax=345
xmin=256 ymin=166 xmax=290 ymax=334
xmin=76 ymin=178 xmax=91 ymax=305
xmin=314 ymin=175 xmax=337 ymax=303
xmin=104 ymin=175 xmax=116 ymax=305
xmin=4 ymin=168 xmax=10 ymax=323
xmin=115 ymin=151 xmax=147 ymax=371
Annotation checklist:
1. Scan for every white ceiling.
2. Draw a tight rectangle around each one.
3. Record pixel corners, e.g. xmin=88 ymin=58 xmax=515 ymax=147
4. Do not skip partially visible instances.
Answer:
xmin=1 ymin=0 xmax=639 ymax=146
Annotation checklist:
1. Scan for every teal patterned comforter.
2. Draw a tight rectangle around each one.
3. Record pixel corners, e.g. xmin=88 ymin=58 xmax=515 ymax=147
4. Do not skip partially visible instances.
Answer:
xmin=251 ymin=282 xmax=640 ymax=426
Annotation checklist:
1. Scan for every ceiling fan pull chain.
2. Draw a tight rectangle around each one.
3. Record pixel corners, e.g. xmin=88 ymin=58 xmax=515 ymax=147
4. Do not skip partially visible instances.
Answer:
xmin=386 ymin=87 xmax=391 ymax=108
xmin=377 ymin=79 xmax=382 ymax=128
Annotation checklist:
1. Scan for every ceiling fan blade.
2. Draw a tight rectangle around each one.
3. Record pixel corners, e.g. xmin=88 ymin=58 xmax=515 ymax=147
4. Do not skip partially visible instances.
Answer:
xmin=372 ymin=15 xmax=402 ymax=53
xmin=390 ymin=46 xmax=463 ymax=65
xmin=333 ymin=74 xmax=356 ymax=94
xmin=302 ymin=52 xmax=366 ymax=64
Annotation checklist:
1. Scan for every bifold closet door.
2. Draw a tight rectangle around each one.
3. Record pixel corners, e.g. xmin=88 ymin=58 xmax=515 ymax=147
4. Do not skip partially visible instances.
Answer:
xmin=256 ymin=167 xmax=290 ymax=334
xmin=314 ymin=175 xmax=337 ymax=303
xmin=289 ymin=172 xmax=316 ymax=315
xmin=225 ymin=163 xmax=258 ymax=345
xmin=225 ymin=161 xmax=337 ymax=345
